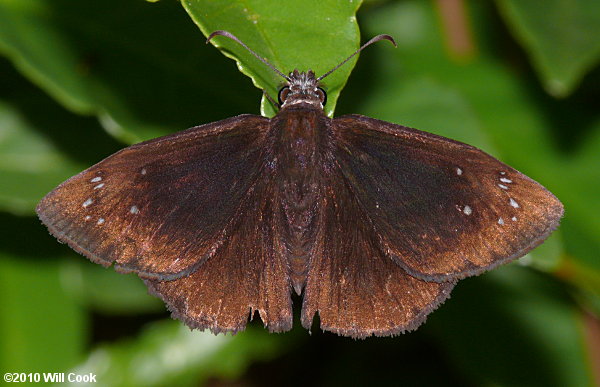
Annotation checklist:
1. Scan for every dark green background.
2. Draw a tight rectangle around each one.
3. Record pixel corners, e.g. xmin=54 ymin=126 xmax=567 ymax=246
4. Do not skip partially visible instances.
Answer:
xmin=1 ymin=0 xmax=599 ymax=385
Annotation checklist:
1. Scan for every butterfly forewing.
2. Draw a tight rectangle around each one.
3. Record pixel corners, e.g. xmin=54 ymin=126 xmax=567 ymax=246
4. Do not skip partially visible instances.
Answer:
xmin=332 ymin=115 xmax=564 ymax=281
xmin=36 ymin=115 xmax=270 ymax=280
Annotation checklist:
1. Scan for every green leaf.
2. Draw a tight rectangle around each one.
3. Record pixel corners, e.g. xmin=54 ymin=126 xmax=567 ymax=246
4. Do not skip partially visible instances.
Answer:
xmin=497 ymin=0 xmax=600 ymax=97
xmin=0 ymin=58 xmax=120 ymax=215
xmin=71 ymin=320 xmax=295 ymax=387
xmin=429 ymin=265 xmax=594 ymax=386
xmin=350 ymin=75 xmax=494 ymax=151
xmin=0 ymin=255 xmax=85 ymax=372
xmin=0 ymin=0 xmax=258 ymax=143
xmin=550 ymin=119 xmax=600 ymax=291
xmin=0 ymin=100 xmax=80 ymax=214
xmin=182 ymin=0 xmax=362 ymax=117
xmin=61 ymin=259 xmax=163 ymax=315
xmin=0 ymin=214 xmax=86 ymax=372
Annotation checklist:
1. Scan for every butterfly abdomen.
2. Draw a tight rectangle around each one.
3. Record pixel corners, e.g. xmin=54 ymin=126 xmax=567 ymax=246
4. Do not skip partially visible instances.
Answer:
xmin=270 ymin=107 xmax=332 ymax=295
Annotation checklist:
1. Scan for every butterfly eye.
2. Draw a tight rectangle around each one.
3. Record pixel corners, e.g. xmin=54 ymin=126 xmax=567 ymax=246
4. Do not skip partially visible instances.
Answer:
xmin=278 ymin=86 xmax=291 ymax=105
xmin=317 ymin=87 xmax=327 ymax=106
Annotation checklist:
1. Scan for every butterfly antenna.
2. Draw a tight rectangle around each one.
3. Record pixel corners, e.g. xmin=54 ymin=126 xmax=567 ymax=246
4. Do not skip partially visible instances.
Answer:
xmin=317 ymin=34 xmax=397 ymax=81
xmin=207 ymin=30 xmax=291 ymax=82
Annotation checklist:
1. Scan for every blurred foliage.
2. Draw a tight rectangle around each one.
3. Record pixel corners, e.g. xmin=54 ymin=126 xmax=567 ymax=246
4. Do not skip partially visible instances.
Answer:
xmin=497 ymin=0 xmax=600 ymax=97
xmin=0 ymin=0 xmax=599 ymax=386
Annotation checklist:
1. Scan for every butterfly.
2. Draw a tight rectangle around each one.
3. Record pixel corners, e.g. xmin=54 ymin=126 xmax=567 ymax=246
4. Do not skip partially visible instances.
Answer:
xmin=36 ymin=31 xmax=563 ymax=338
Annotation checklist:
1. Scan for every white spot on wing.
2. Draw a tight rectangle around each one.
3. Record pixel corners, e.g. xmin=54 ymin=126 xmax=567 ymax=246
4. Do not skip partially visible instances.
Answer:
xmin=130 ymin=206 xmax=139 ymax=214
xmin=500 ymin=177 xmax=512 ymax=183
xmin=456 ymin=168 xmax=463 ymax=175
xmin=94 ymin=183 xmax=105 ymax=190
xmin=463 ymin=205 xmax=472 ymax=215
xmin=498 ymin=217 xmax=504 ymax=225
xmin=82 ymin=198 xmax=93 ymax=208
xmin=97 ymin=218 xmax=105 ymax=225
xmin=141 ymin=169 xmax=147 ymax=175
xmin=498 ymin=184 xmax=509 ymax=190
xmin=500 ymin=171 xmax=506 ymax=175
xmin=512 ymin=216 xmax=518 ymax=221
xmin=509 ymin=198 xmax=520 ymax=208
xmin=85 ymin=216 xmax=91 ymax=221
xmin=91 ymin=177 xmax=102 ymax=183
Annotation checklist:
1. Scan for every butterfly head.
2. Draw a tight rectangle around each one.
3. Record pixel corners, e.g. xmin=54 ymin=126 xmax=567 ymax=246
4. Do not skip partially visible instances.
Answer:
xmin=278 ymin=70 xmax=327 ymax=109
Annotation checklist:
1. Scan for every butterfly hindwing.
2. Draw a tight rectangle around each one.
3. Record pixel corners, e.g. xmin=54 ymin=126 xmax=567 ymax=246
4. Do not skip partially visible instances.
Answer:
xmin=301 ymin=169 xmax=454 ymax=338
xmin=145 ymin=174 xmax=293 ymax=334
xmin=36 ymin=114 xmax=270 ymax=280
xmin=332 ymin=115 xmax=564 ymax=281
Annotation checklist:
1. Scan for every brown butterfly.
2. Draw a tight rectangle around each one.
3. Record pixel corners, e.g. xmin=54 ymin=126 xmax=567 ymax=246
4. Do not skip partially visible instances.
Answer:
xmin=36 ymin=31 xmax=563 ymax=338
